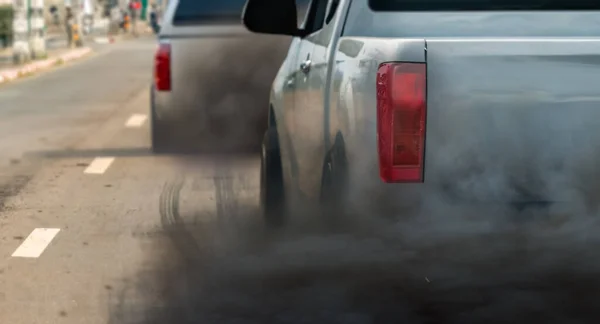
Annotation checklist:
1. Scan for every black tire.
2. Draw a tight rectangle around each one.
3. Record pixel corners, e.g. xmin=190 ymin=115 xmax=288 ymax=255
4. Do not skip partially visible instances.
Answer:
xmin=260 ymin=127 xmax=286 ymax=227
xmin=320 ymin=134 xmax=349 ymax=211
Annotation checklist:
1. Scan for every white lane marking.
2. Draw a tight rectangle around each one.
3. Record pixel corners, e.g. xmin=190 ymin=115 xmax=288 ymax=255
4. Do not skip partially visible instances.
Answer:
xmin=84 ymin=157 xmax=115 ymax=174
xmin=125 ymin=114 xmax=148 ymax=128
xmin=94 ymin=37 xmax=110 ymax=44
xmin=12 ymin=228 xmax=61 ymax=258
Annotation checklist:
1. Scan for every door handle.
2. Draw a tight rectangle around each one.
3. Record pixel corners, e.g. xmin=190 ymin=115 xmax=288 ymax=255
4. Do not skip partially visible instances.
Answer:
xmin=300 ymin=59 xmax=312 ymax=74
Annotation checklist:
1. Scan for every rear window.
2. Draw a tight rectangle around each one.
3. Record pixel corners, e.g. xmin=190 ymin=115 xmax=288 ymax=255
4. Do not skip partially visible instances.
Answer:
xmin=369 ymin=0 xmax=600 ymax=11
xmin=173 ymin=0 xmax=246 ymax=25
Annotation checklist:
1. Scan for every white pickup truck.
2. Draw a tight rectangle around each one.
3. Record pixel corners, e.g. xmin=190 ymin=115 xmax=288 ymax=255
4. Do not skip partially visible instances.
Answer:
xmin=242 ymin=0 xmax=600 ymax=226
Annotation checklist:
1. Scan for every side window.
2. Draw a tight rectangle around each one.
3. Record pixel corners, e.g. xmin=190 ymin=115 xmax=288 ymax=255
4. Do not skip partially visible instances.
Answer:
xmin=325 ymin=0 xmax=341 ymax=25
xmin=296 ymin=0 xmax=311 ymax=27
xmin=313 ymin=0 xmax=342 ymax=46
xmin=311 ymin=0 xmax=330 ymax=31
xmin=299 ymin=0 xmax=331 ymax=35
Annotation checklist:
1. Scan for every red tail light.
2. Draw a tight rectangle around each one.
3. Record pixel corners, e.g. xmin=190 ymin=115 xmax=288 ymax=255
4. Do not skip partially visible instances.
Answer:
xmin=154 ymin=42 xmax=171 ymax=91
xmin=376 ymin=62 xmax=426 ymax=183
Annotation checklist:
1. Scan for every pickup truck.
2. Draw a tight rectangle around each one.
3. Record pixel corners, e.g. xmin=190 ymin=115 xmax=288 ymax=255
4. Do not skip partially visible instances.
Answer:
xmin=151 ymin=0 xmax=293 ymax=153
xmin=243 ymin=0 xmax=600 ymax=226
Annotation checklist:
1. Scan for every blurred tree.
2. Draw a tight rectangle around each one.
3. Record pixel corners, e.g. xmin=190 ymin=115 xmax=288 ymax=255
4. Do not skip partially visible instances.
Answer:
xmin=0 ymin=5 xmax=13 ymax=48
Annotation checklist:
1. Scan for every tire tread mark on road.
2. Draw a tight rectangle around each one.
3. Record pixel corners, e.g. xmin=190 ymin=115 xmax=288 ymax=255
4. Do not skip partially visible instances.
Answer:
xmin=214 ymin=164 xmax=240 ymax=231
xmin=159 ymin=174 xmax=202 ymax=267
xmin=0 ymin=175 xmax=31 ymax=210
xmin=107 ymin=277 xmax=135 ymax=324
xmin=0 ymin=161 xmax=37 ymax=216
xmin=159 ymin=173 xmax=223 ymax=322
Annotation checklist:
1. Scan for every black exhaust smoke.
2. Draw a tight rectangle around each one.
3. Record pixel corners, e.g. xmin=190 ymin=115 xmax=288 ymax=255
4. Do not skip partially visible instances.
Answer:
xmin=110 ymin=28 xmax=600 ymax=324
xmin=160 ymin=33 xmax=291 ymax=154
xmin=109 ymin=157 xmax=600 ymax=324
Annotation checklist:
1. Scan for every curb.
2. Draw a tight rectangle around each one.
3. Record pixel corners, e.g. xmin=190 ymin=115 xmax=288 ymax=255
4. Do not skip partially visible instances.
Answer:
xmin=102 ymin=30 xmax=156 ymax=44
xmin=0 ymin=47 xmax=92 ymax=85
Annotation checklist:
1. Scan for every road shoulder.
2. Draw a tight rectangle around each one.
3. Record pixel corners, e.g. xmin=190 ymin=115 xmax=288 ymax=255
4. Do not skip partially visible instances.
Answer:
xmin=0 ymin=47 xmax=93 ymax=86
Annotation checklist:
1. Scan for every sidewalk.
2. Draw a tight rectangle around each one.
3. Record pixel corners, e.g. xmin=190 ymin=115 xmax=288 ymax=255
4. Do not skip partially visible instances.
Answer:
xmin=0 ymin=33 xmax=67 ymax=69
xmin=0 ymin=18 xmax=123 ymax=85
xmin=0 ymin=46 xmax=92 ymax=84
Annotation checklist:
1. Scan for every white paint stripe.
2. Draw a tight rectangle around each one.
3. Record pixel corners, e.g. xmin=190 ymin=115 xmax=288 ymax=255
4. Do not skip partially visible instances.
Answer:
xmin=12 ymin=228 xmax=60 ymax=258
xmin=94 ymin=37 xmax=110 ymax=44
xmin=125 ymin=114 xmax=148 ymax=128
xmin=84 ymin=157 xmax=115 ymax=174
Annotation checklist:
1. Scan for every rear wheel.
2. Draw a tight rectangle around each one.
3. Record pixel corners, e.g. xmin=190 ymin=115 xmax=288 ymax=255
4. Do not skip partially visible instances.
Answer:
xmin=320 ymin=134 xmax=349 ymax=219
xmin=260 ymin=127 xmax=286 ymax=227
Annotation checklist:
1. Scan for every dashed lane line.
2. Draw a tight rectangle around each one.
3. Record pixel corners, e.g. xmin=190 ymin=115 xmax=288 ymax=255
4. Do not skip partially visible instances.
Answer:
xmin=84 ymin=157 xmax=115 ymax=174
xmin=12 ymin=110 xmax=144 ymax=257
xmin=125 ymin=114 xmax=148 ymax=128
xmin=12 ymin=228 xmax=61 ymax=258
xmin=11 ymin=107 xmax=146 ymax=258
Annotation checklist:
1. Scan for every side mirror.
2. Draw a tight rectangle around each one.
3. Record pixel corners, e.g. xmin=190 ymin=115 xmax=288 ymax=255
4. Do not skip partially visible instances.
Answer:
xmin=242 ymin=0 xmax=301 ymax=37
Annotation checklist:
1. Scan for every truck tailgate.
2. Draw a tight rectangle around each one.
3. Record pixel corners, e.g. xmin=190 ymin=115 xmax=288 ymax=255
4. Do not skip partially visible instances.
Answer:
xmin=425 ymin=39 xmax=600 ymax=203
xmin=166 ymin=26 xmax=249 ymax=114
xmin=164 ymin=27 xmax=290 ymax=121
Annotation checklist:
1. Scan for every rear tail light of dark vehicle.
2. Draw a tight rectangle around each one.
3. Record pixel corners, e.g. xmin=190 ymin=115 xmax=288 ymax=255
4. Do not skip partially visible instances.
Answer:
xmin=154 ymin=42 xmax=171 ymax=91
xmin=376 ymin=62 xmax=426 ymax=183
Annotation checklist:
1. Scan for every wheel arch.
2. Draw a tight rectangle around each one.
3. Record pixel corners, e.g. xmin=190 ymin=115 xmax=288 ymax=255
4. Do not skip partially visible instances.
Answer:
xmin=268 ymin=104 xmax=277 ymax=128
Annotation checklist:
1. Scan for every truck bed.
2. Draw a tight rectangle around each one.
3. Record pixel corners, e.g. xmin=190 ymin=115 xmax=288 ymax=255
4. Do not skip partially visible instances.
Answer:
xmin=331 ymin=6 xmax=600 ymax=209
xmin=426 ymin=39 xmax=600 ymax=203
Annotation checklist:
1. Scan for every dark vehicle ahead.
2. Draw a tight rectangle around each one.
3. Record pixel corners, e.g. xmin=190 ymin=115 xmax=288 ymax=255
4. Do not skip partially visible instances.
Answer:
xmin=151 ymin=0 xmax=297 ymax=153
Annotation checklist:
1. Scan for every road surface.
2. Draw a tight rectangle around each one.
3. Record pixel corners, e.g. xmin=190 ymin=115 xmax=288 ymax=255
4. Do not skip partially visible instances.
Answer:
xmin=0 ymin=36 xmax=262 ymax=324
xmin=1 ymin=36 xmax=599 ymax=324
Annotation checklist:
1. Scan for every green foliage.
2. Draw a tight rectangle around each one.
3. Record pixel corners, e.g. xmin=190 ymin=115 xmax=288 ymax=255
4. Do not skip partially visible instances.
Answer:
xmin=0 ymin=5 xmax=13 ymax=47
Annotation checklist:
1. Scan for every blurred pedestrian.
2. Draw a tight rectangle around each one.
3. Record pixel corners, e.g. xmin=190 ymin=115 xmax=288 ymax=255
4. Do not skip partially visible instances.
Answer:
xmin=120 ymin=10 xmax=130 ymax=33
xmin=65 ymin=7 xmax=75 ymax=47
xmin=110 ymin=6 xmax=123 ymax=34
xmin=128 ymin=0 xmax=141 ymax=36
xmin=82 ymin=0 xmax=94 ymax=35
xmin=49 ymin=5 xmax=60 ymax=26
xmin=0 ymin=19 xmax=8 ymax=49
xmin=149 ymin=4 xmax=160 ymax=35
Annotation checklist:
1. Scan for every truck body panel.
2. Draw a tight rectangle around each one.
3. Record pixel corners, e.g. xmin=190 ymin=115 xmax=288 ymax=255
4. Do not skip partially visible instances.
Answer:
xmin=270 ymin=0 xmax=600 ymax=212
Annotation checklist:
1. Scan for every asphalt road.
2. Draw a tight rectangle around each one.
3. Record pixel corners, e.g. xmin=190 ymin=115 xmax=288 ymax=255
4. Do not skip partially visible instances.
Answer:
xmin=2 ymin=36 xmax=600 ymax=324
xmin=0 ymin=36 xmax=261 ymax=324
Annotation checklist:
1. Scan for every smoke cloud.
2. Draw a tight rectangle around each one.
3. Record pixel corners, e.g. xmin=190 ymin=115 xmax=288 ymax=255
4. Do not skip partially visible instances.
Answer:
xmin=109 ymin=145 xmax=600 ymax=324
xmin=110 ymin=32 xmax=600 ymax=324
xmin=156 ymin=33 xmax=291 ymax=154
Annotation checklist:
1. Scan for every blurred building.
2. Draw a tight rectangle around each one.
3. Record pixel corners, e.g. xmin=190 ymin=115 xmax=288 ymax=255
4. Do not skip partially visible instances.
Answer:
xmin=44 ymin=0 xmax=105 ymax=24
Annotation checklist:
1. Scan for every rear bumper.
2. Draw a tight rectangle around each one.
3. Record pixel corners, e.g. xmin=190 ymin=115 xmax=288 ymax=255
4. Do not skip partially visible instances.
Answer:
xmin=345 ymin=135 xmax=589 ymax=217
xmin=345 ymin=163 xmax=587 ymax=219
